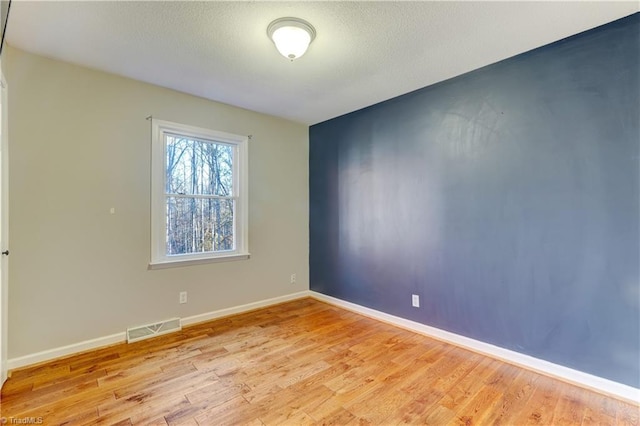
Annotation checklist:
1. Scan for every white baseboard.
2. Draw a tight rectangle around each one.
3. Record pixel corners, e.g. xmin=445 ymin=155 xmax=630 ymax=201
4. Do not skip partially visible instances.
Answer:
xmin=7 ymin=291 xmax=311 ymax=372
xmin=7 ymin=332 xmax=126 ymax=371
xmin=181 ymin=291 xmax=311 ymax=327
xmin=310 ymin=291 xmax=640 ymax=405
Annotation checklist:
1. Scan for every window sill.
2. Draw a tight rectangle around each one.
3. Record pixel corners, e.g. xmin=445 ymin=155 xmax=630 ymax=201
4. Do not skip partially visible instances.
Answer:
xmin=148 ymin=253 xmax=250 ymax=270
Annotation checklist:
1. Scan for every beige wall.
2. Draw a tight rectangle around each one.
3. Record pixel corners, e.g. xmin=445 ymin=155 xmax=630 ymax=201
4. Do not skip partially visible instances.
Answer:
xmin=4 ymin=46 xmax=309 ymax=359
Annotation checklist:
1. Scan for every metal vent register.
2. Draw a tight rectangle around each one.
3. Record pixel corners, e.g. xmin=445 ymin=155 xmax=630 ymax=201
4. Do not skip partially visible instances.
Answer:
xmin=126 ymin=318 xmax=181 ymax=343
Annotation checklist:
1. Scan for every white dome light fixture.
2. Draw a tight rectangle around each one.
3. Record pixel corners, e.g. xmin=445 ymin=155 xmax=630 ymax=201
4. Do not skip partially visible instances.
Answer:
xmin=267 ymin=17 xmax=316 ymax=61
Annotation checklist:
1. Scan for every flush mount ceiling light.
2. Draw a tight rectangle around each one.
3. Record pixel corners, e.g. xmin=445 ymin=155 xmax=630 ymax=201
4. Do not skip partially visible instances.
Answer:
xmin=267 ymin=17 xmax=316 ymax=61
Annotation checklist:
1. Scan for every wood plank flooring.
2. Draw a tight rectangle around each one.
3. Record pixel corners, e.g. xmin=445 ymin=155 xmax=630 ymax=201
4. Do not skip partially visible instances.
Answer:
xmin=0 ymin=298 xmax=637 ymax=425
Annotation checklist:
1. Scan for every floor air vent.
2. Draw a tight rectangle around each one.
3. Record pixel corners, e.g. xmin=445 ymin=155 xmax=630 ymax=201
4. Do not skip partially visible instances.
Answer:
xmin=127 ymin=318 xmax=181 ymax=343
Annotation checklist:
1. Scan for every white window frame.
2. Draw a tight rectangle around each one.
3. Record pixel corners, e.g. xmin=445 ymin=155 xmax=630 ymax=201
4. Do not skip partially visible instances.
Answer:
xmin=150 ymin=119 xmax=249 ymax=269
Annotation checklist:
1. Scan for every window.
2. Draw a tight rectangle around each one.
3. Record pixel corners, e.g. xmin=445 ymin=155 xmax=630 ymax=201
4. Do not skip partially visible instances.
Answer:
xmin=150 ymin=120 xmax=249 ymax=268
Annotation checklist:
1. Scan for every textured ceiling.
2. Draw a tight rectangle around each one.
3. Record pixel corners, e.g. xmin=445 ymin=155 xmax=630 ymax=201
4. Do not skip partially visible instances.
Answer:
xmin=6 ymin=1 xmax=639 ymax=125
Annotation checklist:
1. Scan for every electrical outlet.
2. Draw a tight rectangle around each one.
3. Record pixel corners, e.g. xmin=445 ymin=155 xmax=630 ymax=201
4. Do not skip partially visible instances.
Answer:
xmin=412 ymin=294 xmax=420 ymax=308
xmin=179 ymin=291 xmax=187 ymax=304
xmin=290 ymin=273 xmax=296 ymax=284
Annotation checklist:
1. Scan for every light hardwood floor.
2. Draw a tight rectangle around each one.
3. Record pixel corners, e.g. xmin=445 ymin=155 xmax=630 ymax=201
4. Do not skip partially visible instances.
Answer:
xmin=0 ymin=298 xmax=637 ymax=425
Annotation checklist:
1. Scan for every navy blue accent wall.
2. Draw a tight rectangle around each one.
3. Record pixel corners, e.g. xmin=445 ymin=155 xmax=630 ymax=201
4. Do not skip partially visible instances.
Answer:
xmin=309 ymin=14 xmax=640 ymax=387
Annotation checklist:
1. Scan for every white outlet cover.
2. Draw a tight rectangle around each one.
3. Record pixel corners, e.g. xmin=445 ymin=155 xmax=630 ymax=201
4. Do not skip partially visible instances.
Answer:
xmin=412 ymin=294 xmax=420 ymax=308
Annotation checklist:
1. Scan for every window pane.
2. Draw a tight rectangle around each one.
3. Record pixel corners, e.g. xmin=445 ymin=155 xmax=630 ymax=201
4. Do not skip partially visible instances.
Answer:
xmin=166 ymin=197 xmax=234 ymax=255
xmin=165 ymin=135 xmax=233 ymax=196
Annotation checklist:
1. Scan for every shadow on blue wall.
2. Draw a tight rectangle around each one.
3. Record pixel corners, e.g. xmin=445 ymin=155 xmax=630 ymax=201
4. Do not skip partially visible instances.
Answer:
xmin=310 ymin=13 xmax=640 ymax=388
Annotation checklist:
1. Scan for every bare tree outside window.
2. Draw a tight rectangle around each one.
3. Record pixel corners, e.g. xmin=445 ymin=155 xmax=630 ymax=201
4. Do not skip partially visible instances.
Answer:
xmin=165 ymin=135 xmax=234 ymax=255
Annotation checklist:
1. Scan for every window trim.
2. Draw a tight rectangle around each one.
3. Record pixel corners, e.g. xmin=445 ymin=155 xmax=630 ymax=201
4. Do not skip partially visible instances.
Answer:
xmin=149 ymin=119 xmax=249 ymax=269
